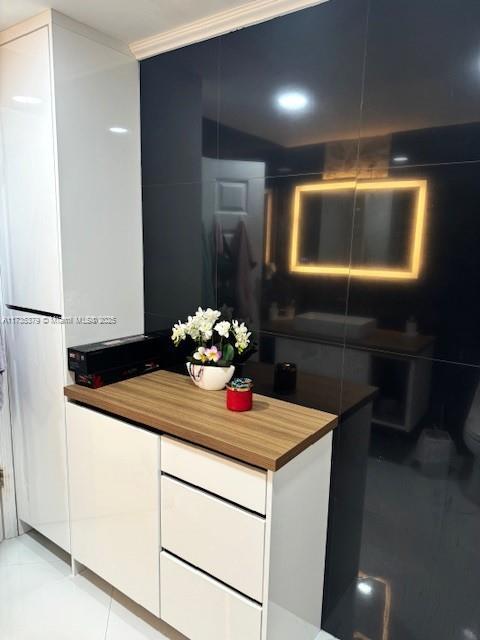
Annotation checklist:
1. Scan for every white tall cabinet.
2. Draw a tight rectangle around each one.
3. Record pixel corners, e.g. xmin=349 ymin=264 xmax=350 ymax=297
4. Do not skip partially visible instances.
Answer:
xmin=0 ymin=11 xmax=144 ymax=550
xmin=0 ymin=26 xmax=62 ymax=314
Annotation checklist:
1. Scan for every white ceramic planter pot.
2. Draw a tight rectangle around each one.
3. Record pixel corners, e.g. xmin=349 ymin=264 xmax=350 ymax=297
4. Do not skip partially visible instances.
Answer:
xmin=186 ymin=363 xmax=235 ymax=391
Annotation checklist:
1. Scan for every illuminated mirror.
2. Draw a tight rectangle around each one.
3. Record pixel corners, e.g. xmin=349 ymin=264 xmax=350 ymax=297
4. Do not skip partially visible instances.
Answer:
xmin=290 ymin=180 xmax=427 ymax=280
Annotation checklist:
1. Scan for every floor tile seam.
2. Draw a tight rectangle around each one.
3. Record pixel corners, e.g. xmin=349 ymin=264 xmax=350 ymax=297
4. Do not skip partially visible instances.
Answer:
xmin=103 ymin=585 xmax=114 ymax=640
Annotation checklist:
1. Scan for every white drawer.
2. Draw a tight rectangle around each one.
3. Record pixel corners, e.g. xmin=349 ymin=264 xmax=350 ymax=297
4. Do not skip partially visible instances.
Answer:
xmin=161 ymin=475 xmax=265 ymax=602
xmin=160 ymin=551 xmax=262 ymax=640
xmin=161 ymin=435 xmax=267 ymax=514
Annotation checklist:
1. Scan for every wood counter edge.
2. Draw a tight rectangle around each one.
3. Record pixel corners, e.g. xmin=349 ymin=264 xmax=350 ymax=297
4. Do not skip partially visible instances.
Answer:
xmin=63 ymin=384 xmax=338 ymax=472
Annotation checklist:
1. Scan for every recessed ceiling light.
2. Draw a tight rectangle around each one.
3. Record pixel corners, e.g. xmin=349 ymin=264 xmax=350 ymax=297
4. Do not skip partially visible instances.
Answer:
xmin=109 ymin=127 xmax=128 ymax=134
xmin=276 ymin=90 xmax=309 ymax=112
xmin=13 ymin=95 xmax=41 ymax=104
xmin=357 ymin=581 xmax=373 ymax=596
xmin=393 ymin=155 xmax=408 ymax=163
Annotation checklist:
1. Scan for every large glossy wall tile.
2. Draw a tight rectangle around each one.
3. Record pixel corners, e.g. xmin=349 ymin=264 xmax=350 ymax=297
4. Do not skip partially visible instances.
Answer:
xmin=142 ymin=182 xmax=216 ymax=323
xmin=140 ymin=38 xmax=219 ymax=186
xmin=344 ymin=162 xmax=480 ymax=366
xmin=218 ymin=0 xmax=368 ymax=179
xmin=333 ymin=358 xmax=480 ymax=640
xmin=360 ymin=0 xmax=480 ymax=168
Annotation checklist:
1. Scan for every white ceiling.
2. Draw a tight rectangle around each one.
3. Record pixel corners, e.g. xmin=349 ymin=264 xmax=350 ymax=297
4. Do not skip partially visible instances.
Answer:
xmin=1 ymin=0 xmax=250 ymax=44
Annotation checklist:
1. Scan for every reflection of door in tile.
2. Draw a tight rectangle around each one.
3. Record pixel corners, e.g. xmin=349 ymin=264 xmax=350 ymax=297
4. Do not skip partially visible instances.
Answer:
xmin=202 ymin=159 xmax=265 ymax=326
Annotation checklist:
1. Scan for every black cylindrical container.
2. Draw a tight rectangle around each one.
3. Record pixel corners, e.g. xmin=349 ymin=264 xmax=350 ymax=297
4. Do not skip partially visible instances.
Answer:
xmin=273 ymin=362 xmax=297 ymax=394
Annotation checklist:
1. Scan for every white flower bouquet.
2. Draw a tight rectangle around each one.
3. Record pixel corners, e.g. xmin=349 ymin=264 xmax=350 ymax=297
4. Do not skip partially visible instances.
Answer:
xmin=171 ymin=307 xmax=252 ymax=367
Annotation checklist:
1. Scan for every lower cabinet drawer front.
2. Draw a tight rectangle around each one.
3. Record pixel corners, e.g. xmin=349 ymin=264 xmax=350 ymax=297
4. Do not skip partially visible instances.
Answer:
xmin=161 ymin=436 xmax=267 ymax=514
xmin=160 ymin=552 xmax=262 ymax=640
xmin=161 ymin=476 xmax=265 ymax=602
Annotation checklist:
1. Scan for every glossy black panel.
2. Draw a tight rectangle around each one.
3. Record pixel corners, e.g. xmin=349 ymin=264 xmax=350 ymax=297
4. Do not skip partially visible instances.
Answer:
xmin=142 ymin=182 xmax=216 ymax=323
xmin=218 ymin=0 xmax=368 ymax=178
xmin=360 ymin=0 xmax=480 ymax=168
xmin=144 ymin=312 xmax=175 ymax=334
xmin=140 ymin=4 xmax=480 ymax=639
xmin=323 ymin=403 xmax=373 ymax=640
xmin=212 ymin=173 xmax=354 ymax=336
xmin=345 ymin=162 xmax=480 ymax=366
xmin=140 ymin=38 xmax=219 ymax=186
xmin=324 ymin=358 xmax=480 ymax=640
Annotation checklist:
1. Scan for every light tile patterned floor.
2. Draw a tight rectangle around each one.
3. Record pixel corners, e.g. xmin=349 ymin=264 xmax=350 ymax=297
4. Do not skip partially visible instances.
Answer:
xmin=0 ymin=530 xmax=337 ymax=640
xmin=0 ymin=531 xmax=185 ymax=640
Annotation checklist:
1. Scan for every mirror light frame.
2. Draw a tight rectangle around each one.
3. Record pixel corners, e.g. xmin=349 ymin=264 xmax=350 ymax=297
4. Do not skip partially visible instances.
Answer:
xmin=289 ymin=179 xmax=428 ymax=280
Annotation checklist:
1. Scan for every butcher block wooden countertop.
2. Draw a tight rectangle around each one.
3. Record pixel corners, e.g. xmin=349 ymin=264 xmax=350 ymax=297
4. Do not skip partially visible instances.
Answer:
xmin=64 ymin=370 xmax=338 ymax=471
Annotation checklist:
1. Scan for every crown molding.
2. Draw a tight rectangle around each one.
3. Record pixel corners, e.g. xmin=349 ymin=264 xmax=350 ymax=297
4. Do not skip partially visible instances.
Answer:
xmin=51 ymin=9 xmax=133 ymax=57
xmin=129 ymin=0 xmax=329 ymax=60
xmin=0 ymin=10 xmax=51 ymax=46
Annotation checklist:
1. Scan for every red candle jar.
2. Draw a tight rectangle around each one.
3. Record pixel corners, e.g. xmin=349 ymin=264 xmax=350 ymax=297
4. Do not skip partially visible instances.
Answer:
xmin=226 ymin=378 xmax=253 ymax=412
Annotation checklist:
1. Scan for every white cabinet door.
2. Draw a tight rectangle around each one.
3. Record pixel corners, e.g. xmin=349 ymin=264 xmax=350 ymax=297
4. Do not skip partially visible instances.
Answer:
xmin=52 ymin=23 xmax=143 ymax=345
xmin=6 ymin=311 xmax=69 ymax=550
xmin=0 ymin=27 xmax=62 ymax=314
xmin=66 ymin=403 xmax=161 ymax=616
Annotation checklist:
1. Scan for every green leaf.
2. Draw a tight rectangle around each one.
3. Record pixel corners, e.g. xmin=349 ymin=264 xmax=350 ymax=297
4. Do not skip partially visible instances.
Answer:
xmin=222 ymin=343 xmax=235 ymax=363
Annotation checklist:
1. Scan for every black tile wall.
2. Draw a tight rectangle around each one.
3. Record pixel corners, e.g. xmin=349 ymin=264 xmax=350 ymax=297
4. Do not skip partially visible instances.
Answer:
xmin=360 ymin=0 xmax=480 ymax=167
xmin=218 ymin=0 xmax=368 ymax=178
xmin=345 ymin=162 xmax=480 ymax=366
xmin=328 ymin=358 xmax=480 ymax=640
xmin=140 ymin=1 xmax=480 ymax=639
xmin=142 ymin=182 xmax=216 ymax=326
xmin=140 ymin=38 xmax=220 ymax=186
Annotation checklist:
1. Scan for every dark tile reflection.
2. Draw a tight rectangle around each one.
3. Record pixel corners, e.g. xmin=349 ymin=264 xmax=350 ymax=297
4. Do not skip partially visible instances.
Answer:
xmin=212 ymin=173 xmax=355 ymax=336
xmin=142 ymin=182 xmax=216 ymax=322
xmin=242 ymin=349 xmax=348 ymax=419
xmin=140 ymin=38 xmax=219 ymax=186
xmin=218 ymin=0 xmax=368 ymax=178
xmin=249 ymin=329 xmax=348 ymax=416
xmin=346 ymin=162 xmax=480 ymax=366
xmin=360 ymin=0 xmax=480 ymax=168
xmin=326 ymin=358 xmax=480 ymax=640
